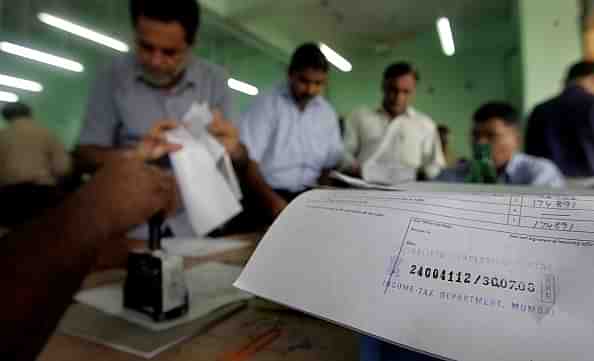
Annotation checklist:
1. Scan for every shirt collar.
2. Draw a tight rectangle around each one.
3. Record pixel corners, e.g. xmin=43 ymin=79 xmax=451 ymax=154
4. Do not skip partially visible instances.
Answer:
xmin=133 ymin=55 xmax=198 ymax=92
xmin=502 ymin=153 xmax=523 ymax=179
xmin=279 ymin=82 xmax=323 ymax=108
xmin=377 ymin=106 xmax=416 ymax=120
xmin=564 ymin=84 xmax=592 ymax=98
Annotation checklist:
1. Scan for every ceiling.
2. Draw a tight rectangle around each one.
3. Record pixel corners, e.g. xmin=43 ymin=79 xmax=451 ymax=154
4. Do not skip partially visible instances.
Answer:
xmin=0 ymin=0 xmax=514 ymax=63
xmin=201 ymin=0 xmax=513 ymax=57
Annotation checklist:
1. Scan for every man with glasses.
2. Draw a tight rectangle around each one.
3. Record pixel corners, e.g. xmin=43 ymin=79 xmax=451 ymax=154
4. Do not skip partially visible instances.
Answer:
xmin=437 ymin=102 xmax=564 ymax=187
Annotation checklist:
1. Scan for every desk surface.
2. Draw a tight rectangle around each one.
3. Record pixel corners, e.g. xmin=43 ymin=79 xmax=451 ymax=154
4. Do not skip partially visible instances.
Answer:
xmin=38 ymin=233 xmax=359 ymax=361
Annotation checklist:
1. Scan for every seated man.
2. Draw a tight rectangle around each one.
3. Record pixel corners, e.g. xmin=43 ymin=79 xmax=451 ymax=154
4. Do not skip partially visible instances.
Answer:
xmin=438 ymin=102 xmax=564 ymax=187
xmin=0 ymin=102 xmax=71 ymax=187
xmin=342 ymin=62 xmax=445 ymax=181
xmin=238 ymin=43 xmax=344 ymax=201
xmin=0 ymin=102 xmax=73 ymax=226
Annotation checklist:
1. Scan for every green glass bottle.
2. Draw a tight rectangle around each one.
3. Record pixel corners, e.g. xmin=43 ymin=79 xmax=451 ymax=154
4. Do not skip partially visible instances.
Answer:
xmin=465 ymin=143 xmax=498 ymax=184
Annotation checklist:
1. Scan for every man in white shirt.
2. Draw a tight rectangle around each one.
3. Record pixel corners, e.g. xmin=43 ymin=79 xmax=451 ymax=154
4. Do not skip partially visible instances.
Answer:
xmin=342 ymin=62 xmax=445 ymax=181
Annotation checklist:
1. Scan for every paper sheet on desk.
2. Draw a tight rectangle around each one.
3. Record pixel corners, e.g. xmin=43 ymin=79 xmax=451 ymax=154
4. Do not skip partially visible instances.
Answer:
xmin=329 ymin=171 xmax=403 ymax=191
xmin=162 ymin=237 xmax=248 ymax=257
xmin=167 ymin=127 xmax=242 ymax=236
xmin=235 ymin=187 xmax=594 ymax=361
xmin=59 ymin=302 xmax=245 ymax=359
xmin=76 ymin=262 xmax=252 ymax=331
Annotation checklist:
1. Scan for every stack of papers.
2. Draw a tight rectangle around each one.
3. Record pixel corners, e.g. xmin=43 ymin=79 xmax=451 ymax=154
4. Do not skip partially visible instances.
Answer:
xmin=59 ymin=302 xmax=245 ymax=359
xmin=65 ymin=262 xmax=252 ymax=358
xmin=161 ymin=237 xmax=249 ymax=258
xmin=76 ymin=262 xmax=252 ymax=331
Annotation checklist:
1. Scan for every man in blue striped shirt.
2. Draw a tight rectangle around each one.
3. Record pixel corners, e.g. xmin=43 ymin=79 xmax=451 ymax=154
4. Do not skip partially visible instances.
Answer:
xmin=238 ymin=43 xmax=344 ymax=202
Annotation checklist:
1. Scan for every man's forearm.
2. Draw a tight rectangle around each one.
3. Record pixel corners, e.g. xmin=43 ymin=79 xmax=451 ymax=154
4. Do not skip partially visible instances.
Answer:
xmin=0 ymin=188 xmax=109 ymax=360
xmin=230 ymin=143 xmax=250 ymax=171
xmin=239 ymin=160 xmax=288 ymax=219
xmin=73 ymin=145 xmax=131 ymax=172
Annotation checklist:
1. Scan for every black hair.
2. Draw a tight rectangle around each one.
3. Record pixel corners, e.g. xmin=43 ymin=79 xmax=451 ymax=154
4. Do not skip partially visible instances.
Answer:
xmin=437 ymin=125 xmax=449 ymax=146
xmin=288 ymin=43 xmax=329 ymax=74
xmin=130 ymin=0 xmax=201 ymax=44
xmin=437 ymin=124 xmax=450 ymax=135
xmin=565 ymin=61 xmax=594 ymax=85
xmin=383 ymin=62 xmax=420 ymax=82
xmin=2 ymin=102 xmax=32 ymax=122
xmin=473 ymin=102 xmax=519 ymax=128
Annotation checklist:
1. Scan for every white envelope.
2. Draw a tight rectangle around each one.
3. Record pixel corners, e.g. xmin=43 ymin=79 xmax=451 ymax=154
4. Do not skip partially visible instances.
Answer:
xmin=182 ymin=102 xmax=242 ymax=200
xmin=166 ymin=127 xmax=242 ymax=236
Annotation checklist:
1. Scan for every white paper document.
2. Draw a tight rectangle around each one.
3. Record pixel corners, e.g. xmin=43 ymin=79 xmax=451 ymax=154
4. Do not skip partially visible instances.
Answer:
xmin=329 ymin=171 xmax=404 ymax=191
xmin=167 ymin=127 xmax=242 ymax=236
xmin=235 ymin=188 xmax=594 ymax=361
xmin=76 ymin=262 xmax=252 ymax=331
xmin=360 ymin=123 xmax=417 ymax=185
xmin=162 ymin=237 xmax=249 ymax=258
xmin=362 ymin=159 xmax=416 ymax=185
xmin=182 ymin=102 xmax=242 ymax=199
xmin=59 ymin=302 xmax=245 ymax=359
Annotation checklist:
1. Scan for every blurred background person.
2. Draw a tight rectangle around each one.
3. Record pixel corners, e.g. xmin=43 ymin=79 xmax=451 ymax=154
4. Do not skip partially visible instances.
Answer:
xmin=526 ymin=61 xmax=594 ymax=178
xmin=341 ymin=62 xmax=445 ymax=181
xmin=438 ymin=102 xmax=564 ymax=187
xmin=0 ymin=102 xmax=71 ymax=187
xmin=0 ymin=102 xmax=73 ymax=227
xmin=437 ymin=124 xmax=457 ymax=167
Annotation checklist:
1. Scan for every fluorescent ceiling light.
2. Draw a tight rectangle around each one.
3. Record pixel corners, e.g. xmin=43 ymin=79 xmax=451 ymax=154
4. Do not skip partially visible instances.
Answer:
xmin=228 ymin=78 xmax=259 ymax=96
xmin=319 ymin=43 xmax=352 ymax=72
xmin=38 ymin=13 xmax=129 ymax=53
xmin=0 ymin=74 xmax=43 ymax=92
xmin=0 ymin=90 xmax=19 ymax=103
xmin=0 ymin=42 xmax=84 ymax=73
xmin=437 ymin=17 xmax=456 ymax=56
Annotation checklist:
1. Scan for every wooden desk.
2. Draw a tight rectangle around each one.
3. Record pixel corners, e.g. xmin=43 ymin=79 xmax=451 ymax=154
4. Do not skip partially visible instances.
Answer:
xmin=38 ymin=233 xmax=359 ymax=361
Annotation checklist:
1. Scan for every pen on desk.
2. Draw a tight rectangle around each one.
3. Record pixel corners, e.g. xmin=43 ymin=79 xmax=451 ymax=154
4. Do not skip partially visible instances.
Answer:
xmin=218 ymin=326 xmax=282 ymax=361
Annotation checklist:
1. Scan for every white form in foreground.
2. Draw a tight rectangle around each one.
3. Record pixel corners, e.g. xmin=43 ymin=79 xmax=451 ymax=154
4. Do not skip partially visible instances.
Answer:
xmin=235 ymin=188 xmax=594 ymax=361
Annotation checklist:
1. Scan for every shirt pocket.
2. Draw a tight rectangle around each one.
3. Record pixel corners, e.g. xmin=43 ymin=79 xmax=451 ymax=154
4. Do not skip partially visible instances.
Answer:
xmin=115 ymin=93 xmax=165 ymax=146
xmin=361 ymin=118 xmax=386 ymax=149
xmin=396 ymin=124 xmax=424 ymax=168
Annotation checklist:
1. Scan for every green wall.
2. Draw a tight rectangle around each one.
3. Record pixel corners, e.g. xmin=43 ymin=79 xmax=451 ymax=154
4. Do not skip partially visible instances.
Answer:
xmin=518 ymin=0 xmax=581 ymax=113
xmin=326 ymin=19 xmax=516 ymax=159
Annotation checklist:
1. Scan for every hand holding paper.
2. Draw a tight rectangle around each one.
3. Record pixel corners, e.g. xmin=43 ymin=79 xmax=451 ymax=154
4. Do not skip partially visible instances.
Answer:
xmin=166 ymin=127 xmax=242 ymax=236
xmin=135 ymin=120 xmax=183 ymax=161
xmin=159 ymin=102 xmax=243 ymax=237
xmin=208 ymin=110 xmax=246 ymax=163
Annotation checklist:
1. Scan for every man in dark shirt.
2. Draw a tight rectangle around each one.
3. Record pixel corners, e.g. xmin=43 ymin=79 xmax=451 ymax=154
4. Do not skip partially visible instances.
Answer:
xmin=525 ymin=61 xmax=594 ymax=177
